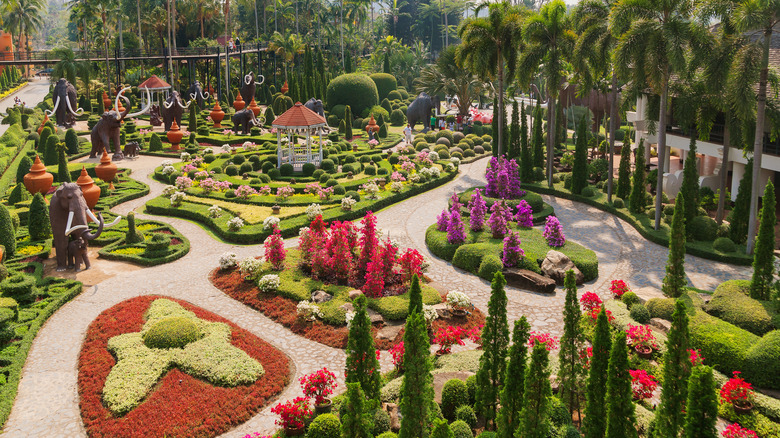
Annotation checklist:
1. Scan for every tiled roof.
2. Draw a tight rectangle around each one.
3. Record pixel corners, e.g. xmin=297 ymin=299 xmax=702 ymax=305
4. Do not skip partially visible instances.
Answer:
xmin=272 ymin=102 xmax=327 ymax=129
xmin=138 ymin=75 xmax=171 ymax=90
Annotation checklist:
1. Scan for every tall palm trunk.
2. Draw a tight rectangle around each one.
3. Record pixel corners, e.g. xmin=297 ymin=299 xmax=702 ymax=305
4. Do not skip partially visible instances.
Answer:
xmin=746 ymin=30 xmax=772 ymax=254
xmin=340 ymin=0 xmax=344 ymax=68
xmin=655 ymin=67 xmax=670 ymax=230
xmin=102 ymin=11 xmax=111 ymax=95
xmin=497 ymin=53 xmax=504 ymax=157
xmin=137 ymin=0 xmax=143 ymax=49
xmin=547 ymin=90 xmax=556 ymax=188
xmin=716 ymin=118 xmax=731 ymax=224
xmin=607 ymin=69 xmax=618 ymax=202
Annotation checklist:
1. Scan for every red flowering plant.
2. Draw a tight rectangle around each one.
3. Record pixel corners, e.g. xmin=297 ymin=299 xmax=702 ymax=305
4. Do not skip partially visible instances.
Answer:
xmin=627 ymin=324 xmax=658 ymax=352
xmin=720 ymin=371 xmax=753 ymax=408
xmin=389 ymin=341 xmax=405 ymax=371
xmin=433 ymin=326 xmax=466 ymax=354
xmin=299 ymin=367 xmax=338 ymax=406
xmin=610 ymin=280 xmax=630 ymax=299
xmin=263 ymin=226 xmax=287 ymax=270
xmin=689 ymin=349 xmax=705 ymax=367
xmin=398 ymin=248 xmax=425 ymax=284
xmin=528 ymin=332 xmax=559 ymax=351
xmin=466 ymin=325 xmax=484 ymax=347
xmin=722 ymin=424 xmax=758 ymax=438
xmin=579 ymin=291 xmax=603 ymax=313
xmin=586 ymin=306 xmax=614 ymax=324
xmin=270 ymin=396 xmax=312 ymax=430
xmin=579 ymin=346 xmax=594 ymax=371
xmin=629 ymin=369 xmax=658 ymax=401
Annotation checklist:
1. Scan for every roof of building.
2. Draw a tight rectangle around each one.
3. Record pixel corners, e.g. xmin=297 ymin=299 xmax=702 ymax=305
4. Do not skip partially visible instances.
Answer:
xmin=272 ymin=102 xmax=327 ymax=129
xmin=138 ymin=75 xmax=171 ymax=90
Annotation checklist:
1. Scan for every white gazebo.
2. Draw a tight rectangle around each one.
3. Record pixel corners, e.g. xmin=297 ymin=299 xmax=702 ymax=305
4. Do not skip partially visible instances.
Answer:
xmin=137 ymin=75 xmax=172 ymax=106
xmin=272 ymin=102 xmax=328 ymax=169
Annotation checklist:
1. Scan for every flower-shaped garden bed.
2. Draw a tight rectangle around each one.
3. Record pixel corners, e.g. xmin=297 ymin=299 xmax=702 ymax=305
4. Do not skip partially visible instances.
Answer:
xmin=78 ymin=295 xmax=290 ymax=438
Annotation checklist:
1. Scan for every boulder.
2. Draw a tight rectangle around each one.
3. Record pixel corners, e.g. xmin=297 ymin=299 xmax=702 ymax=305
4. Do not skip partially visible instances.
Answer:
xmin=367 ymin=308 xmax=385 ymax=326
xmin=339 ymin=303 xmax=355 ymax=313
xmin=377 ymin=320 xmax=404 ymax=341
xmin=541 ymin=250 xmax=584 ymax=285
xmin=649 ymin=317 xmax=672 ymax=334
xmin=310 ymin=290 xmax=333 ymax=303
xmin=503 ymin=268 xmax=556 ymax=294
xmin=348 ymin=290 xmax=364 ymax=300
xmin=431 ymin=303 xmax=450 ymax=319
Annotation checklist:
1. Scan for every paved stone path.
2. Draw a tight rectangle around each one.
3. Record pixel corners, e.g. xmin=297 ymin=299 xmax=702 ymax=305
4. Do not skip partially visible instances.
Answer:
xmin=0 ymin=78 xmax=50 ymax=137
xmin=3 ymin=153 xmax=751 ymax=437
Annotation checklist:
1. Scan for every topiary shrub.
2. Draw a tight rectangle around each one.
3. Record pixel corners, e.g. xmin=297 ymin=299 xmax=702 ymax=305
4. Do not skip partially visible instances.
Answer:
xmin=142 ymin=316 xmax=201 ymax=349
xmin=149 ymin=133 xmax=163 ymax=152
xmin=581 ymin=186 xmax=596 ymax=197
xmin=363 ymin=105 xmax=390 ymax=122
xmin=387 ymin=90 xmax=402 ymax=101
xmin=622 ymin=291 xmax=640 ymax=309
xmin=477 ymin=254 xmax=503 ymax=281
xmin=613 ymin=198 xmax=625 ymax=209
xmin=370 ymin=73 xmax=398 ymax=100
xmin=0 ymin=204 xmax=16 ymax=257
xmin=646 ymin=298 xmax=676 ymax=321
xmin=390 ymin=109 xmax=405 ymax=126
xmin=144 ymin=233 xmax=171 ymax=257
xmin=441 ymin=378 xmax=469 ymax=420
xmin=713 ymin=237 xmax=736 ymax=253
xmin=450 ymin=420 xmax=473 ymax=438
xmin=345 ymin=191 xmax=360 ymax=202
xmin=465 ymin=375 xmax=477 ymax=405
xmin=28 ymin=193 xmax=51 ymax=241
xmin=225 ymin=164 xmax=239 ymax=176
xmin=365 ymin=165 xmax=376 ymax=175
xmin=262 ymin=161 xmax=276 ymax=174
xmin=377 ymin=433 xmax=399 ymax=438
xmin=473 ymin=146 xmax=485 ymax=155
xmin=307 ymin=413 xmax=341 ymax=438
xmin=232 ymin=154 xmax=246 ymax=165
xmin=745 ymin=330 xmax=780 ymax=389
xmin=0 ymin=274 xmax=35 ymax=301
xmin=373 ymin=409 xmax=391 ymax=436
xmin=125 ymin=212 xmax=144 ymax=244
xmin=327 ymin=73 xmax=379 ymax=117
xmin=280 ymin=163 xmax=294 ymax=176
xmin=302 ymin=162 xmax=316 ymax=176
xmin=455 ymin=405 xmax=477 ymax=429
xmin=706 ymin=280 xmax=779 ymax=336
xmin=689 ymin=215 xmax=718 ymax=241
xmin=239 ymin=162 xmax=253 ymax=174
xmin=630 ymin=303 xmax=651 ymax=324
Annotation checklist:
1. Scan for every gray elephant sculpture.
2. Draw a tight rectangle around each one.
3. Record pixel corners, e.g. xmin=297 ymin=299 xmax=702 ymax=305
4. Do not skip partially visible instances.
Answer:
xmin=240 ymin=72 xmax=264 ymax=105
xmin=406 ymin=92 xmax=441 ymax=131
xmin=123 ymin=141 xmax=142 ymax=158
xmin=68 ymin=235 xmax=90 ymax=272
xmin=47 ymin=78 xmax=83 ymax=128
xmin=161 ymin=91 xmax=192 ymax=131
xmin=304 ymin=98 xmax=325 ymax=118
xmin=90 ymin=87 xmax=151 ymax=159
xmin=231 ymin=108 xmax=264 ymax=135
xmin=187 ymin=80 xmax=210 ymax=109
xmin=49 ymin=183 xmax=121 ymax=271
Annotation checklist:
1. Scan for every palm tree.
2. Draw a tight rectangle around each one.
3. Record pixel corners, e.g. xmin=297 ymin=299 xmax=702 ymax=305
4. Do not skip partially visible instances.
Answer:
xmin=268 ymin=31 xmax=304 ymax=80
xmin=52 ymin=47 xmax=78 ymax=84
xmin=415 ymin=45 xmax=486 ymax=116
xmin=573 ymin=0 xmax=619 ymax=202
xmin=518 ymin=0 xmax=575 ymax=188
xmin=6 ymin=0 xmax=45 ymax=60
xmin=457 ymin=1 xmax=524 ymax=157
xmin=95 ymin=0 xmax=119 ymax=94
xmin=611 ymin=0 xmax=711 ymax=230
xmin=735 ymin=0 xmax=780 ymax=253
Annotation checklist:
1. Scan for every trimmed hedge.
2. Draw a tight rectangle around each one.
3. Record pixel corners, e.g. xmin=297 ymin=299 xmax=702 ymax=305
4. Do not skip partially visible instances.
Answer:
xmin=369 ymin=73 xmax=397 ymax=100
xmin=326 ymin=73 xmax=379 ymax=118
xmin=706 ymin=280 xmax=780 ymax=335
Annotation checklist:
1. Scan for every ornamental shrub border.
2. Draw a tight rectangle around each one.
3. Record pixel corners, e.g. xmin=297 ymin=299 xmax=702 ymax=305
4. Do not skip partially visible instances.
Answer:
xmin=95 ymin=214 xmax=190 ymax=266
xmin=522 ymin=181 xmax=752 ymax=265
xmin=0 ymin=139 xmax=34 ymax=195
xmin=453 ymin=186 xmax=554 ymax=225
xmin=0 ymin=263 xmax=82 ymax=429
xmin=146 ymin=168 xmax=458 ymax=244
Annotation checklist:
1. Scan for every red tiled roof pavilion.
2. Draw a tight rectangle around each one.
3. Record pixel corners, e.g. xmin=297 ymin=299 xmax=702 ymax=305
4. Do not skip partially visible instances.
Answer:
xmin=138 ymin=75 xmax=171 ymax=90
xmin=272 ymin=102 xmax=327 ymax=130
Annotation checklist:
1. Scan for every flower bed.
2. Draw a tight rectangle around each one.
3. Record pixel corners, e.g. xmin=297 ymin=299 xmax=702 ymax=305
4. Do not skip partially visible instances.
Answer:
xmin=455 ymin=186 xmax=554 ymax=225
xmin=78 ymin=295 xmax=290 ymax=438
xmin=93 ymin=213 xmax=190 ymax=266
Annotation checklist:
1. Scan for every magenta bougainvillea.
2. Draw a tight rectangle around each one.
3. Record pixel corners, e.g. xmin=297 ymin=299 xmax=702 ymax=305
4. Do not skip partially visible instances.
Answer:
xmin=437 ymin=209 xmax=450 ymax=231
xmin=264 ymin=226 xmax=287 ymax=270
xmin=299 ymin=368 xmax=338 ymax=405
xmin=629 ymin=369 xmax=658 ymax=401
xmin=398 ymin=248 xmax=424 ymax=284
xmin=450 ymin=192 xmax=462 ymax=214
xmin=610 ymin=279 xmax=630 ymax=298
xmin=528 ymin=331 xmax=559 ymax=351
xmin=325 ymin=221 xmax=356 ymax=282
xmin=468 ymin=189 xmax=488 ymax=232
xmin=363 ymin=252 xmax=386 ymax=298
xmin=515 ymin=200 xmax=533 ymax=228
xmin=447 ymin=210 xmax=467 ymax=244
xmin=543 ymin=216 xmax=566 ymax=247
xmin=579 ymin=291 xmax=603 ymax=312
xmin=488 ymin=201 xmax=510 ymax=239
xmin=485 ymin=156 xmax=525 ymax=199
xmin=501 ymin=231 xmax=524 ymax=268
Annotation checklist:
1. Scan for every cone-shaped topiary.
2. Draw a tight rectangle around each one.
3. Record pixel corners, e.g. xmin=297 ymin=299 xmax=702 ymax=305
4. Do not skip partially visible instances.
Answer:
xmin=605 ymin=331 xmax=637 ymax=438
xmin=188 ymin=104 xmax=198 ymax=131
xmin=680 ymin=136 xmax=700 ymax=230
xmin=496 ymin=316 xmax=530 ymax=438
xmin=39 ymin=126 xmax=52 ymax=152
xmin=264 ymin=106 xmax=275 ymax=125
xmin=662 ymin=192 xmax=687 ymax=298
xmin=629 ymin=140 xmax=646 ymax=214
xmin=655 ymin=299 xmax=691 ymax=436
xmin=509 ymin=100 xmax=520 ymax=161
xmin=125 ymin=212 xmax=144 ymax=244
xmin=559 ymin=270 xmax=585 ymax=418
xmin=751 ymin=181 xmax=776 ymax=300
xmin=520 ymin=343 xmax=552 ymax=438
xmin=16 ymin=155 xmax=32 ymax=184
xmin=616 ymin=136 xmax=632 ymax=200
xmin=379 ymin=123 xmax=388 ymax=139
xmin=532 ymin=101 xmax=544 ymax=170
xmin=44 ymin=135 xmax=59 ymax=166
xmin=341 ymin=382 xmax=372 ymax=438
xmin=65 ymin=128 xmax=79 ymax=155
xmin=729 ymin=159 xmax=752 ymax=244
xmin=28 ymin=193 xmax=52 ymax=241
xmin=149 ymin=133 xmax=163 ymax=152
xmin=520 ymin=103 xmax=532 ymax=181
xmin=0 ymin=203 xmax=16 ymax=256
xmin=572 ymin=114 xmax=589 ymax=195
xmin=682 ymin=365 xmax=718 ymax=438
xmin=345 ymin=295 xmax=381 ymax=400
xmin=399 ymin=309 xmax=433 ymax=438
xmin=584 ymin=305 xmax=611 ymax=438
xmin=57 ymin=143 xmax=71 ymax=183
xmin=344 ymin=105 xmax=353 ymax=139
xmin=476 ymin=271 xmax=509 ymax=430
xmin=408 ymin=274 xmax=423 ymax=316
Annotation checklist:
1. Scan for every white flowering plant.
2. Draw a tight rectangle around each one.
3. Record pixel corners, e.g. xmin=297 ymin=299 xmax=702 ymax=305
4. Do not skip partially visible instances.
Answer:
xmin=221 ymin=144 xmax=232 ymax=153
xmin=428 ymin=151 xmax=440 ymax=161
xmin=208 ymin=205 xmax=222 ymax=218
xmin=297 ymin=300 xmax=323 ymax=321
xmin=409 ymin=174 xmax=421 ymax=184
xmin=390 ymin=181 xmax=403 ymax=193
xmin=161 ymin=160 xmax=173 ymax=167
xmin=263 ymin=216 xmax=280 ymax=230
xmin=161 ymin=185 xmax=177 ymax=196
xmin=238 ymin=257 xmax=263 ymax=279
xmin=203 ymin=147 xmax=213 ymax=155
xmin=227 ymin=217 xmax=245 ymax=231
xmin=445 ymin=163 xmax=456 ymax=173
xmin=423 ymin=304 xmax=439 ymax=325
xmin=242 ymin=141 xmax=257 ymax=151
xmin=257 ymin=274 xmax=280 ymax=293
xmin=180 ymin=152 xmax=191 ymax=161
xmin=450 ymin=157 xmax=460 ymax=165
xmin=345 ymin=310 xmax=356 ymax=327
xmin=218 ymin=252 xmax=238 ymax=270
xmin=446 ymin=291 xmax=472 ymax=311
xmin=341 ymin=196 xmax=357 ymax=211
xmin=306 ymin=203 xmax=323 ymax=220
xmin=161 ymin=165 xmax=176 ymax=175
xmin=361 ymin=181 xmax=380 ymax=200
xmin=169 ymin=191 xmax=186 ymax=207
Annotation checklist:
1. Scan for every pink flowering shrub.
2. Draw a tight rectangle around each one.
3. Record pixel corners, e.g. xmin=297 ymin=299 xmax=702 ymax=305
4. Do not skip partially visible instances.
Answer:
xmin=318 ymin=186 xmax=334 ymax=201
xmin=391 ymin=171 xmax=406 ymax=182
xmin=485 ymin=156 xmax=525 ymax=199
xmin=358 ymin=212 xmax=379 ymax=273
xmin=270 ymin=397 xmax=311 ymax=430
xmin=199 ymin=178 xmax=217 ymax=193
xmin=264 ymin=227 xmax=286 ymax=270
xmin=400 ymin=160 xmax=416 ymax=173
xmin=447 ymin=210 xmax=467 ymax=244
xmin=235 ymin=185 xmax=256 ymax=200
xmin=175 ymin=176 xmax=192 ymax=189
xmin=630 ymin=369 xmax=658 ymax=400
xmin=610 ymin=279 xmax=630 ymax=298
xmin=720 ymin=371 xmax=753 ymax=406
xmin=627 ymin=324 xmax=658 ymax=350
xmin=181 ymin=163 xmax=198 ymax=173
xmin=689 ymin=349 xmax=705 ymax=367
xmin=579 ymin=291 xmax=603 ymax=312
xmin=398 ymin=248 xmax=424 ymax=284
xmin=433 ymin=326 xmax=466 ymax=353
xmin=194 ymin=170 xmax=210 ymax=180
xmin=276 ymin=186 xmax=295 ymax=201
xmin=214 ymin=180 xmax=231 ymax=191
xmin=515 ymin=200 xmax=533 ymax=228
xmin=437 ymin=209 xmax=450 ymax=231
xmin=722 ymin=424 xmax=758 ymax=438
xmin=389 ymin=341 xmax=405 ymax=371
xmin=468 ymin=189 xmax=488 ymax=232
xmin=257 ymin=186 xmax=272 ymax=196
xmin=450 ymin=192 xmax=462 ymax=214
xmin=501 ymin=231 xmax=524 ymax=268
xmin=528 ymin=332 xmax=559 ymax=351
xmin=326 ymin=221 xmax=354 ymax=282
xmin=363 ymin=252 xmax=386 ymax=298
xmin=488 ymin=201 xmax=509 ymax=239
xmin=299 ymin=368 xmax=337 ymax=405
xmin=304 ymin=183 xmax=322 ymax=194
xmin=543 ymin=216 xmax=566 ymax=247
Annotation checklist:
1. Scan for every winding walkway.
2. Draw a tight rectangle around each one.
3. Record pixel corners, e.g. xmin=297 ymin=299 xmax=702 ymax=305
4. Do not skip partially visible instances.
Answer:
xmin=3 ymin=154 xmax=751 ymax=437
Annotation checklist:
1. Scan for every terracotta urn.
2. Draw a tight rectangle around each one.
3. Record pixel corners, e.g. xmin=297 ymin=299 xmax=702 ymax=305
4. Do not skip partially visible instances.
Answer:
xmin=167 ymin=120 xmax=184 ymax=150
xmin=23 ymin=155 xmax=53 ymax=195
xmin=210 ymin=101 xmax=225 ymax=128
xmin=95 ymin=150 xmax=118 ymax=190
xmin=281 ymin=81 xmax=289 ymax=95
xmin=233 ymin=93 xmax=245 ymax=111
xmin=37 ymin=114 xmax=50 ymax=135
xmin=102 ymin=91 xmax=112 ymax=112
xmin=248 ymin=98 xmax=261 ymax=117
xmin=76 ymin=166 xmax=101 ymax=210
xmin=366 ymin=115 xmax=380 ymax=135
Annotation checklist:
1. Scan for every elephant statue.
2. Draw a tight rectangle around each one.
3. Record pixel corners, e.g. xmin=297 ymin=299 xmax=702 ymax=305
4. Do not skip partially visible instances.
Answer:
xmin=187 ymin=80 xmax=210 ymax=109
xmin=231 ymin=108 xmax=264 ymax=135
xmin=406 ymin=92 xmax=441 ymax=132
xmin=240 ymin=72 xmax=264 ymax=106
xmin=49 ymin=183 xmax=120 ymax=271
xmin=160 ymin=91 xmax=191 ymax=131
xmin=304 ymin=98 xmax=325 ymax=118
xmin=90 ymin=86 xmax=151 ymax=160
xmin=149 ymin=104 xmax=162 ymax=126
xmin=123 ymin=141 xmax=142 ymax=158
xmin=47 ymin=78 xmax=83 ymax=129
xmin=67 ymin=235 xmax=90 ymax=272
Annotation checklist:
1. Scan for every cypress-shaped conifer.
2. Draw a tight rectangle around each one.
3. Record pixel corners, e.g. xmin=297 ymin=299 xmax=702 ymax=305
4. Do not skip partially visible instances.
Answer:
xmin=344 ymin=105 xmax=353 ymax=139
xmin=520 ymin=103 xmax=532 ymax=181
xmin=583 ymin=306 xmax=611 ymax=438
xmin=616 ymin=136 xmax=632 ymax=200
xmin=605 ymin=331 xmax=637 ymax=438
xmin=65 ymin=128 xmax=79 ymax=155
xmin=383 ymin=52 xmax=391 ymax=74
xmin=188 ymin=104 xmax=198 ymax=131
xmin=518 ymin=343 xmax=552 ymax=438
xmin=751 ymin=181 xmax=776 ymax=300
xmin=431 ymin=418 xmax=454 ymax=438
xmin=680 ymin=136 xmax=700 ymax=229
xmin=729 ymin=159 xmax=752 ymax=244
xmin=149 ymin=133 xmax=163 ymax=152
xmin=408 ymin=274 xmax=423 ymax=315
xmin=663 ymin=192 xmax=687 ymax=298
xmin=16 ymin=155 xmax=32 ymax=183
xmin=0 ymin=203 xmax=16 ymax=256
xmin=572 ymin=114 xmax=589 ymax=195
xmin=509 ymin=100 xmax=520 ymax=160
xmin=559 ymin=270 xmax=585 ymax=419
xmin=345 ymin=295 xmax=381 ymax=400
xmin=345 ymin=51 xmax=353 ymax=73
xmin=629 ymin=139 xmax=646 ymax=213
xmin=399 ymin=310 xmax=433 ymax=438
xmin=28 ymin=193 xmax=52 ymax=241
xmin=496 ymin=316 xmax=531 ymax=438
xmin=57 ymin=144 xmax=71 ymax=183
xmin=655 ymin=299 xmax=692 ymax=437
xmin=341 ymin=382 xmax=372 ymax=438
xmin=476 ymin=271 xmax=510 ymax=430
xmin=683 ymin=366 xmax=718 ymax=438
xmin=532 ymin=101 xmax=544 ymax=170
xmin=44 ymin=133 xmax=58 ymax=165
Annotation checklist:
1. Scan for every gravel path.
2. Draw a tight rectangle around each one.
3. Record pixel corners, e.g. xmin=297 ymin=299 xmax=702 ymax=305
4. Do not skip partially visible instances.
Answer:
xmin=2 ymin=154 xmax=751 ymax=437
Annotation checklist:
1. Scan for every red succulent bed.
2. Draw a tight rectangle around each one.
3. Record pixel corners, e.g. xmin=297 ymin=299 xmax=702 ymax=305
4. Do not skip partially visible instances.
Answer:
xmin=78 ymin=295 xmax=291 ymax=438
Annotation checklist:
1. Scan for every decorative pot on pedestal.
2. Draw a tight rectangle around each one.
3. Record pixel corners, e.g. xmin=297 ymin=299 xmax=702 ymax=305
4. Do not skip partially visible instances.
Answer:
xmin=102 ymin=91 xmax=112 ymax=112
xmin=248 ymin=98 xmax=261 ymax=118
xmin=281 ymin=81 xmax=289 ymax=95
xmin=233 ymin=93 xmax=245 ymax=111
xmin=95 ymin=150 xmax=118 ymax=190
xmin=210 ymin=101 xmax=225 ymax=128
xmin=272 ymin=205 xmax=281 ymax=215
xmin=366 ymin=115 xmax=380 ymax=141
xmin=284 ymin=426 xmax=304 ymax=437
xmin=76 ymin=166 xmax=101 ymax=211
xmin=38 ymin=114 xmax=54 ymax=135
xmin=167 ymin=120 xmax=184 ymax=150
xmin=23 ymin=155 xmax=53 ymax=195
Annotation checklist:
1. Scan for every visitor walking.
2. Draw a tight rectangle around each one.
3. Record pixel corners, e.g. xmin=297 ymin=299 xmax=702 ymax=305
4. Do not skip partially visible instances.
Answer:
xmin=456 ymin=114 xmax=462 ymax=131
xmin=403 ymin=124 xmax=412 ymax=144
xmin=430 ymin=114 xmax=436 ymax=132
xmin=439 ymin=118 xmax=445 ymax=131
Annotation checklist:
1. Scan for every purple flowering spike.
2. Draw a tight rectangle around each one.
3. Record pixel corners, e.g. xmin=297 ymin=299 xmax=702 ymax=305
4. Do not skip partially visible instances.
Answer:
xmin=515 ymin=200 xmax=534 ymax=228
xmin=469 ymin=189 xmax=488 ymax=232
xmin=437 ymin=209 xmax=450 ymax=231
xmin=447 ymin=210 xmax=467 ymax=244
xmin=488 ymin=201 xmax=509 ymax=239
xmin=543 ymin=216 xmax=566 ymax=247
xmin=502 ymin=231 xmax=525 ymax=267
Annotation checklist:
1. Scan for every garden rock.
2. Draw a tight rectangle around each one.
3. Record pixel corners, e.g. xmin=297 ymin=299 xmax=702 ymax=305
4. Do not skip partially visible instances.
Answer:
xmin=377 ymin=320 xmax=404 ymax=341
xmin=310 ymin=290 xmax=333 ymax=303
xmin=367 ymin=308 xmax=384 ymax=325
xmin=649 ymin=318 xmax=672 ymax=334
xmin=432 ymin=303 xmax=450 ymax=319
xmin=503 ymin=268 xmax=556 ymax=294
xmin=348 ymin=290 xmax=364 ymax=300
xmin=339 ymin=303 xmax=354 ymax=313
xmin=541 ymin=250 xmax=584 ymax=285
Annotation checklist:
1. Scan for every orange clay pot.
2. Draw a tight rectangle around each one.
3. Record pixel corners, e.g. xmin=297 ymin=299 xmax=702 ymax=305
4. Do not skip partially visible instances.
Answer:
xmin=76 ymin=166 xmax=101 ymax=210
xmin=248 ymin=98 xmax=261 ymax=118
xmin=233 ymin=93 xmax=245 ymax=111
xmin=95 ymin=150 xmax=118 ymax=190
xmin=23 ymin=155 xmax=53 ymax=196
xmin=167 ymin=120 xmax=184 ymax=150
xmin=210 ymin=101 xmax=225 ymax=128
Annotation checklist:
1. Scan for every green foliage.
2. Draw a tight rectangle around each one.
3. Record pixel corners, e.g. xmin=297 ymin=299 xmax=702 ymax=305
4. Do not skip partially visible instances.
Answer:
xmin=689 ymin=216 xmax=718 ymax=241
xmin=584 ymin=306 xmax=611 ymax=438
xmin=476 ymin=271 xmax=510 ymax=430
xmin=28 ymin=193 xmax=51 ymax=241
xmin=431 ymin=418 xmax=454 ymax=438
xmin=0 ymin=204 xmax=16 ymax=257
xmin=399 ymin=309 xmax=433 ymax=438
xmin=44 ymin=135 xmax=59 ymax=166
xmin=707 ymin=280 xmax=779 ymax=335
xmin=327 ymin=73 xmax=379 ymax=117
xmin=408 ymin=274 xmax=423 ymax=322
xmin=38 ymin=126 xmax=52 ymax=154
xmin=188 ymin=104 xmax=198 ymax=131
xmin=142 ymin=316 xmax=201 ymax=349
xmin=683 ymin=366 xmax=718 ymax=438
xmin=308 ymin=413 xmax=342 ymax=438
xmin=629 ymin=303 xmax=651 ymax=324
xmin=442 ymin=379 xmax=469 ymax=420
xmin=559 ymin=270 xmax=585 ymax=417
xmin=647 ymin=298 xmax=676 ymax=320
xmin=617 ymin=137 xmax=632 ymax=200
xmin=520 ymin=104 xmax=532 ymax=181
xmin=751 ymin=181 xmax=776 ymax=300
xmin=379 ymin=123 xmax=388 ymax=139
xmin=7 ymin=183 xmax=28 ymax=205
xmin=655 ymin=299 xmax=691 ymax=437
xmin=264 ymin=106 xmax=275 ymax=125
xmin=373 ymin=409 xmax=391 ymax=435
xmin=729 ymin=159 xmax=752 ymax=244
xmin=681 ymin=139 xmax=702 ymax=227
xmin=712 ymin=237 xmax=737 ymax=253
xmin=341 ymin=383 xmax=372 ymax=438
xmin=456 ymin=405 xmax=478 ymax=429
xmin=496 ymin=317 xmax=530 ymax=438
xmin=605 ymin=331 xmax=637 ymax=438
xmin=149 ymin=133 xmax=163 ymax=152
xmin=344 ymin=105 xmax=354 ymax=139
xmin=622 ymin=291 xmax=640 ymax=309
xmin=509 ymin=100 xmax=520 ymax=161
xmin=451 ymin=420 xmax=473 ymax=438
xmin=57 ymin=144 xmax=70 ymax=183
xmin=478 ymin=255 xmax=503 ymax=281
xmin=520 ymin=343 xmax=552 ymax=438
xmin=629 ymin=140 xmax=646 ymax=214
xmin=744 ymin=330 xmax=780 ymax=389
xmin=572 ymin=115 xmax=588 ymax=195
xmin=390 ymin=109 xmax=406 ymax=126
xmin=65 ymin=129 xmax=79 ymax=155
xmin=0 ymin=274 xmax=35 ymax=301
xmin=532 ymin=102 xmax=544 ymax=170
xmin=15 ymin=155 xmax=32 ymax=184
xmin=345 ymin=295 xmax=381 ymax=401
xmin=663 ymin=192 xmax=687 ymax=298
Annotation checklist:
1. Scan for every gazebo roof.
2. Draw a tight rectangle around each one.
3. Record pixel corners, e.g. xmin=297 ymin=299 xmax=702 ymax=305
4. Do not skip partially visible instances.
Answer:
xmin=138 ymin=75 xmax=171 ymax=91
xmin=272 ymin=102 xmax=327 ymax=130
